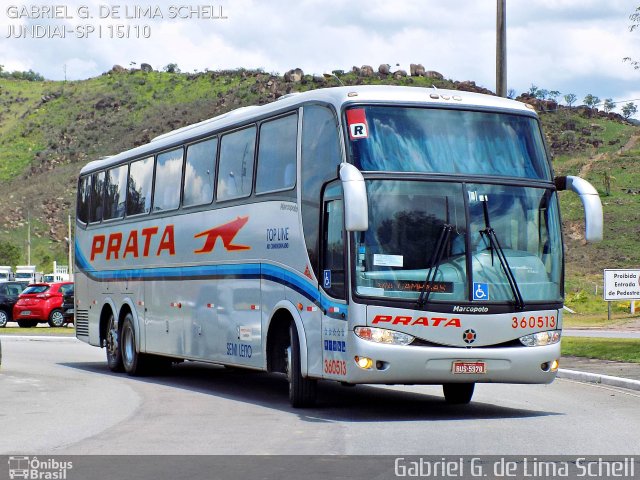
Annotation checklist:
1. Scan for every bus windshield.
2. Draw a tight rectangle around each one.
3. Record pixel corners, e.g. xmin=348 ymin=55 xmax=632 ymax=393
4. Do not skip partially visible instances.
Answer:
xmin=347 ymin=106 xmax=551 ymax=180
xmin=353 ymin=180 xmax=563 ymax=305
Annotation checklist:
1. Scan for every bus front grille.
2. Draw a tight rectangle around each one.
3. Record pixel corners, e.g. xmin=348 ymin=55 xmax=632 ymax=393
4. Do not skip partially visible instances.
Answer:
xmin=75 ymin=309 xmax=89 ymax=336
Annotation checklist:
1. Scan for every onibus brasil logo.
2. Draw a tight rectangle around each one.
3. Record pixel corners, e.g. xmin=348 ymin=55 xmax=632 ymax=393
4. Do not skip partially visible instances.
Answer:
xmin=8 ymin=456 xmax=73 ymax=479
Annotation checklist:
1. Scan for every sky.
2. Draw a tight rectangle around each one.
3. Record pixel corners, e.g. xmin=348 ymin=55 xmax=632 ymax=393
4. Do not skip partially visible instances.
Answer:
xmin=0 ymin=0 xmax=639 ymax=113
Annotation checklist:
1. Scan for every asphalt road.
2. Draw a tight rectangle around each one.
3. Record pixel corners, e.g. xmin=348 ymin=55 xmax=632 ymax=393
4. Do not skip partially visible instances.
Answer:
xmin=1 ymin=336 xmax=639 ymax=456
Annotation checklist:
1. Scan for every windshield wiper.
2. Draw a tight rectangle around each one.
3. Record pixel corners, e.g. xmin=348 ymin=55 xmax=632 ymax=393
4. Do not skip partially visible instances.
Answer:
xmin=417 ymin=224 xmax=453 ymax=308
xmin=479 ymin=198 xmax=525 ymax=310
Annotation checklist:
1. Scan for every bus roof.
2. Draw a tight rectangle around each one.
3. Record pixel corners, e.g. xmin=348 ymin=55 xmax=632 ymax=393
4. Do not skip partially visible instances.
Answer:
xmin=80 ymin=85 xmax=535 ymax=175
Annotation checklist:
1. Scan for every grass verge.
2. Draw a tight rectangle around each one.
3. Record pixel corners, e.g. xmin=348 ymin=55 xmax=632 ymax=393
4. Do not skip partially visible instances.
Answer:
xmin=562 ymin=312 xmax=640 ymax=329
xmin=561 ymin=337 xmax=640 ymax=363
xmin=0 ymin=326 xmax=75 ymax=336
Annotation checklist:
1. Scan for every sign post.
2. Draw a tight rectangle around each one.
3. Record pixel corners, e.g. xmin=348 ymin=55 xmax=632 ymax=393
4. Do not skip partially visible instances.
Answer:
xmin=603 ymin=269 xmax=640 ymax=320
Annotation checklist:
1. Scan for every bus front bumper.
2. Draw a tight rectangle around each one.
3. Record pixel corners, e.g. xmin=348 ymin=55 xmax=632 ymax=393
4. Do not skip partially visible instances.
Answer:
xmin=340 ymin=337 xmax=561 ymax=385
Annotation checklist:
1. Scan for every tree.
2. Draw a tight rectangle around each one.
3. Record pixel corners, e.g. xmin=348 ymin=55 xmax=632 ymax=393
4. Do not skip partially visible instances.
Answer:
xmin=0 ymin=241 xmax=20 ymax=266
xmin=163 ymin=63 xmax=180 ymax=73
xmin=583 ymin=94 xmax=601 ymax=108
xmin=603 ymin=98 xmax=616 ymax=113
xmin=537 ymin=89 xmax=549 ymax=100
xmin=528 ymin=84 xmax=539 ymax=97
xmin=624 ymin=7 xmax=640 ymax=69
xmin=548 ymin=90 xmax=561 ymax=102
xmin=564 ymin=93 xmax=577 ymax=107
xmin=622 ymin=102 xmax=638 ymax=119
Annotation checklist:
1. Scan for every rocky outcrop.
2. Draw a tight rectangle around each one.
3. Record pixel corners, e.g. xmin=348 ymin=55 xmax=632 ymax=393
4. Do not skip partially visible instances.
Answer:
xmin=359 ymin=65 xmax=375 ymax=77
xmin=425 ymin=71 xmax=444 ymax=80
xmin=284 ymin=68 xmax=303 ymax=83
xmin=410 ymin=63 xmax=426 ymax=76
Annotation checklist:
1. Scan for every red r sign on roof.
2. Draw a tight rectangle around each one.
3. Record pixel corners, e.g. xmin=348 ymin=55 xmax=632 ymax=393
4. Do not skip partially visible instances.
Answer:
xmin=346 ymin=109 xmax=369 ymax=140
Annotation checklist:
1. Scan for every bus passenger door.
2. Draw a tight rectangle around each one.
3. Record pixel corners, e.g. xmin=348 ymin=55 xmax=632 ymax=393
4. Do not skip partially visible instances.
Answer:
xmin=320 ymin=187 xmax=349 ymax=381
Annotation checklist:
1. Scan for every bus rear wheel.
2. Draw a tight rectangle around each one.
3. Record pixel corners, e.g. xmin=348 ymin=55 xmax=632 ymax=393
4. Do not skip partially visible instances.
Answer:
xmin=121 ymin=313 xmax=152 ymax=376
xmin=443 ymin=383 xmax=475 ymax=404
xmin=285 ymin=323 xmax=317 ymax=408
xmin=105 ymin=313 xmax=124 ymax=372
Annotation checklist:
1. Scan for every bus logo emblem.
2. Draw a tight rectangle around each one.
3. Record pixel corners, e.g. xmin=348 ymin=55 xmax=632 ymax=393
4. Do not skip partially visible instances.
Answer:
xmin=473 ymin=282 xmax=489 ymax=301
xmin=463 ymin=329 xmax=477 ymax=344
xmin=194 ymin=216 xmax=251 ymax=253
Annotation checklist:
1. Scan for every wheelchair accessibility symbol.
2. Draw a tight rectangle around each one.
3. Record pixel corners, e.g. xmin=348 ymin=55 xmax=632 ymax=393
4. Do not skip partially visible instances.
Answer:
xmin=473 ymin=282 xmax=489 ymax=301
xmin=323 ymin=270 xmax=332 ymax=289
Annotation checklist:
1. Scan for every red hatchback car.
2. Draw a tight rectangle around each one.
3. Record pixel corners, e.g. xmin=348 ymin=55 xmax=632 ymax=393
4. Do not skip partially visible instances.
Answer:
xmin=13 ymin=282 xmax=74 ymax=328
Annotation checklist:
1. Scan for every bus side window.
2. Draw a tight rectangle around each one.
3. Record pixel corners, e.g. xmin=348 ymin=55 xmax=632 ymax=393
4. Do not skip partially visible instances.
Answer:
xmin=184 ymin=137 xmax=217 ymax=207
xmin=256 ymin=113 xmax=297 ymax=195
xmin=154 ymin=148 xmax=184 ymax=212
xmin=127 ymin=156 xmax=154 ymax=215
xmin=89 ymin=171 xmax=105 ymax=223
xmin=103 ymin=164 xmax=128 ymax=220
xmin=77 ymin=175 xmax=91 ymax=224
xmin=321 ymin=194 xmax=346 ymax=300
xmin=217 ymin=126 xmax=256 ymax=201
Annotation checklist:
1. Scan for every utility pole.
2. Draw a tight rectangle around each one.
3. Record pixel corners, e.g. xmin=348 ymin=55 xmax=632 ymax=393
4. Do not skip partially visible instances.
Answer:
xmin=68 ymin=214 xmax=73 ymax=276
xmin=496 ymin=0 xmax=507 ymax=97
xmin=27 ymin=210 xmax=31 ymax=265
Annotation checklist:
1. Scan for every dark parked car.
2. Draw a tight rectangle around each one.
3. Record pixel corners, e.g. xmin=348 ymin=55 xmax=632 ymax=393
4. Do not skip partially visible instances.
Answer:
xmin=61 ymin=284 xmax=74 ymax=324
xmin=0 ymin=281 xmax=29 ymax=327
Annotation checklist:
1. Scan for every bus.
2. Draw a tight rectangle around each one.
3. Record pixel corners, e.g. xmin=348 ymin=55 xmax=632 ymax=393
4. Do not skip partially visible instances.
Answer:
xmin=74 ymin=85 xmax=602 ymax=407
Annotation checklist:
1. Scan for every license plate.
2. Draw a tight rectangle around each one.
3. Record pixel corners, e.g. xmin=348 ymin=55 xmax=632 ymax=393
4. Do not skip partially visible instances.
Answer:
xmin=21 ymin=311 xmax=31 ymax=316
xmin=452 ymin=361 xmax=487 ymax=374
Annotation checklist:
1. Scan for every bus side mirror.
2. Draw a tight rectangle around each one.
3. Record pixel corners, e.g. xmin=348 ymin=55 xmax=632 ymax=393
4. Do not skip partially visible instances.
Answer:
xmin=555 ymin=175 xmax=603 ymax=243
xmin=339 ymin=163 xmax=369 ymax=232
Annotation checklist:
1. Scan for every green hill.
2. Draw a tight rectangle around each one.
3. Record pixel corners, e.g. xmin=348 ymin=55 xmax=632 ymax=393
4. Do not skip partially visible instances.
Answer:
xmin=0 ymin=66 xmax=638 ymax=324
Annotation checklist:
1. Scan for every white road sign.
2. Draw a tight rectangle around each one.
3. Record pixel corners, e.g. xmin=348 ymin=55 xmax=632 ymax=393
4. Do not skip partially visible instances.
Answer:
xmin=603 ymin=269 xmax=640 ymax=301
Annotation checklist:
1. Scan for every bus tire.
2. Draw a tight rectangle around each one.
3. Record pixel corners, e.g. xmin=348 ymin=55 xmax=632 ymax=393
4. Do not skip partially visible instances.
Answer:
xmin=121 ymin=313 xmax=151 ymax=376
xmin=0 ymin=309 xmax=8 ymax=327
xmin=443 ymin=383 xmax=475 ymax=404
xmin=286 ymin=323 xmax=317 ymax=408
xmin=48 ymin=309 xmax=65 ymax=328
xmin=105 ymin=313 xmax=124 ymax=372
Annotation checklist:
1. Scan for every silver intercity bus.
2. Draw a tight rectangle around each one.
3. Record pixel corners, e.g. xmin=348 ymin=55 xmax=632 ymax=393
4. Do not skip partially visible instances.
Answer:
xmin=74 ymin=86 xmax=602 ymax=407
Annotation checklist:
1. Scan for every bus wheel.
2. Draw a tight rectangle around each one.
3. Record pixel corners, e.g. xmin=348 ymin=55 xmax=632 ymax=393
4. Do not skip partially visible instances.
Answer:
xmin=105 ymin=314 xmax=124 ymax=372
xmin=121 ymin=313 xmax=150 ymax=376
xmin=285 ymin=323 xmax=317 ymax=408
xmin=443 ymin=383 xmax=475 ymax=404
xmin=48 ymin=309 xmax=65 ymax=328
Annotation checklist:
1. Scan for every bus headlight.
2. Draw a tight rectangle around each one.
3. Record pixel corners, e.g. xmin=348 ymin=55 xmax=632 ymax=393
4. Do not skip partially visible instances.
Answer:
xmin=519 ymin=330 xmax=561 ymax=347
xmin=354 ymin=326 xmax=414 ymax=346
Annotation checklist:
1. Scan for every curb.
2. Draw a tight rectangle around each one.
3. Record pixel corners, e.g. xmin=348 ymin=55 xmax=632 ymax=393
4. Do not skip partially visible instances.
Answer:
xmin=558 ymin=368 xmax=640 ymax=392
